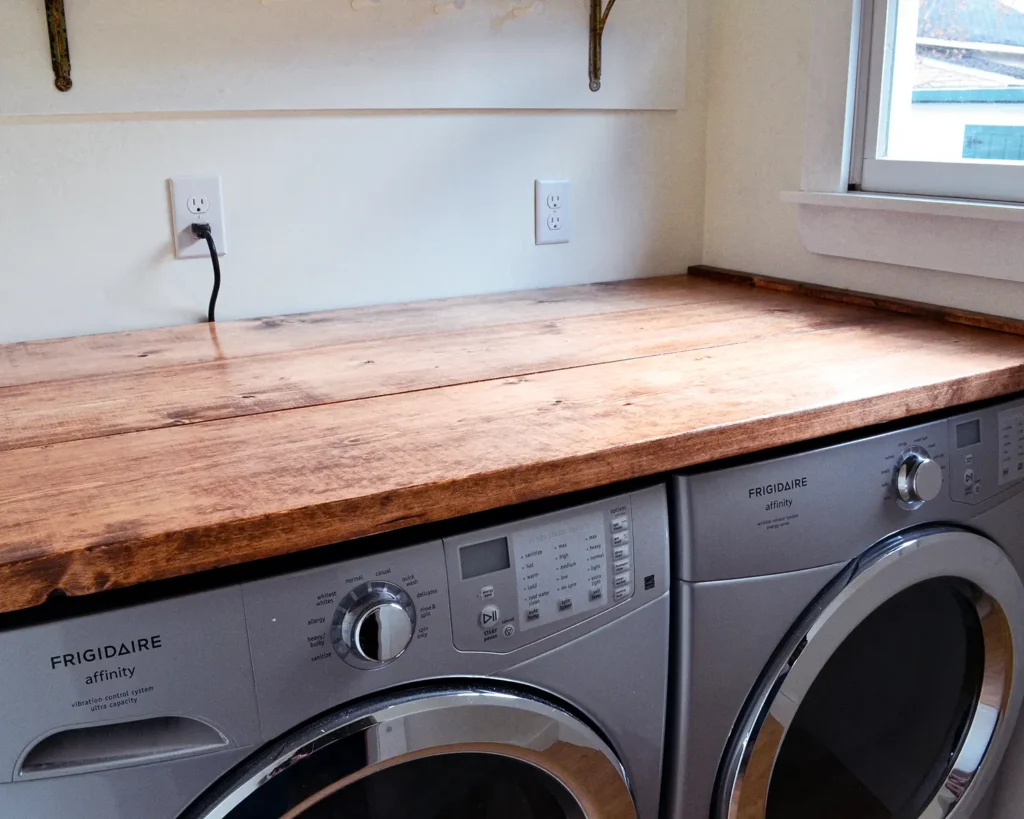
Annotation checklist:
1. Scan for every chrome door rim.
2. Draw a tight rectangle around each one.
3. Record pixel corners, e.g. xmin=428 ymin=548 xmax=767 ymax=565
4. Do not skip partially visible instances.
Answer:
xmin=716 ymin=527 xmax=1024 ymax=819
xmin=183 ymin=684 xmax=635 ymax=819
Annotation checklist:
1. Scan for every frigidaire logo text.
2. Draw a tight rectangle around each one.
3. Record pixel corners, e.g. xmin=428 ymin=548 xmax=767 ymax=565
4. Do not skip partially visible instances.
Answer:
xmin=50 ymin=636 xmax=163 ymax=670
xmin=748 ymin=477 xmax=808 ymax=498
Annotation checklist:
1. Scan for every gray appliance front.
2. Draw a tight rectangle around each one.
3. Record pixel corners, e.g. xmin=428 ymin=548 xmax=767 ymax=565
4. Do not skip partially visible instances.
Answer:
xmin=675 ymin=397 xmax=1024 ymax=583
xmin=668 ymin=396 xmax=1024 ymax=819
xmin=0 ymin=484 xmax=669 ymax=819
xmin=670 ymin=564 xmax=844 ymax=819
xmin=674 ymin=418 xmax=953 ymax=581
xmin=239 ymin=484 xmax=669 ymax=819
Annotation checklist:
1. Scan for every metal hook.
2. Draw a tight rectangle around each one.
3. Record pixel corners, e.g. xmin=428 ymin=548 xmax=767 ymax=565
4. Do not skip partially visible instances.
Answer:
xmin=589 ymin=0 xmax=617 ymax=92
xmin=44 ymin=0 xmax=72 ymax=92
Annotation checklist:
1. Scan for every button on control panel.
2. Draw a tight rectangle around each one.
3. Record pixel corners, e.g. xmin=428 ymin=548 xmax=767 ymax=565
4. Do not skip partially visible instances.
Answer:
xmin=443 ymin=495 xmax=637 ymax=653
xmin=479 ymin=605 xmax=500 ymax=630
xmin=611 ymin=515 xmax=632 ymax=600
xmin=999 ymin=407 xmax=1024 ymax=486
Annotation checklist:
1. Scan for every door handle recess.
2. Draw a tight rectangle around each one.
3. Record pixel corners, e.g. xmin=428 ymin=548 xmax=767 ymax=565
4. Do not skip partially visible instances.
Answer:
xmin=18 ymin=716 xmax=229 ymax=779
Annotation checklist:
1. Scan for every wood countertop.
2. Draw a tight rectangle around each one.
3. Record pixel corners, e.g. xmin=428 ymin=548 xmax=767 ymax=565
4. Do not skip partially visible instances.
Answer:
xmin=2 ymin=271 xmax=1024 ymax=614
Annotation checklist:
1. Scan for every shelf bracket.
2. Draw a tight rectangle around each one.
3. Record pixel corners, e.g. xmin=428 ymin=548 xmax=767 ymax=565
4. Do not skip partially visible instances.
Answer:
xmin=44 ymin=0 xmax=73 ymax=92
xmin=588 ymin=0 xmax=617 ymax=92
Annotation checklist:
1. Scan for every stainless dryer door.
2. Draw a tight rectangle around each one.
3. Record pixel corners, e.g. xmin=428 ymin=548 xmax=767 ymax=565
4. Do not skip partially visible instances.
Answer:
xmin=717 ymin=528 xmax=1024 ymax=819
xmin=180 ymin=685 xmax=636 ymax=819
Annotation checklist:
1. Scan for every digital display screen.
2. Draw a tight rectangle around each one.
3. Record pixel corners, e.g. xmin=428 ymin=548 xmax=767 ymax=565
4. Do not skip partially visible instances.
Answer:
xmin=957 ymin=420 xmax=982 ymax=449
xmin=459 ymin=537 xmax=511 ymax=580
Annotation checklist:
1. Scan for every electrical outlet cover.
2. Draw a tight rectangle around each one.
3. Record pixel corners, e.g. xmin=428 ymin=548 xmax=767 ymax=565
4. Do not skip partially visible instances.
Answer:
xmin=170 ymin=176 xmax=227 ymax=259
xmin=535 ymin=179 xmax=571 ymax=245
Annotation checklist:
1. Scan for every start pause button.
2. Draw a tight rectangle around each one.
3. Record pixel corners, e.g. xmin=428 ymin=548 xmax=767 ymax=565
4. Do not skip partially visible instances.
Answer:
xmin=479 ymin=605 xmax=500 ymax=630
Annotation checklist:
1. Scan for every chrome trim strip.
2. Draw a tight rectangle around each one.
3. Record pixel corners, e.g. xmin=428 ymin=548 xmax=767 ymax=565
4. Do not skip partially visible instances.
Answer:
xmin=716 ymin=528 xmax=1024 ymax=819
xmin=185 ymin=686 xmax=635 ymax=819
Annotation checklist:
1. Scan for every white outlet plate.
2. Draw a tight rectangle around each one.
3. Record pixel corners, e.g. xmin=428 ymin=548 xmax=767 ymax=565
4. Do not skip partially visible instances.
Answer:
xmin=170 ymin=176 xmax=227 ymax=259
xmin=535 ymin=179 xmax=571 ymax=245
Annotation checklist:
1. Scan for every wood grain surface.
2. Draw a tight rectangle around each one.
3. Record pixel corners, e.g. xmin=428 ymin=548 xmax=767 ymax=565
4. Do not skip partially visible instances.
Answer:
xmin=689 ymin=264 xmax=1024 ymax=337
xmin=1 ymin=273 xmax=1023 ymax=613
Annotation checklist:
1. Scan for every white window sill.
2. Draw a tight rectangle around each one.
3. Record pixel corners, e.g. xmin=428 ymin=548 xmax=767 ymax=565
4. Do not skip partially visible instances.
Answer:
xmin=780 ymin=190 xmax=1024 ymax=284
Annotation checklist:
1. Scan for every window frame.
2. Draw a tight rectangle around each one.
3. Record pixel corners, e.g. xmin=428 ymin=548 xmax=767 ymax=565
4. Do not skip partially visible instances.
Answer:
xmin=853 ymin=0 xmax=1024 ymax=203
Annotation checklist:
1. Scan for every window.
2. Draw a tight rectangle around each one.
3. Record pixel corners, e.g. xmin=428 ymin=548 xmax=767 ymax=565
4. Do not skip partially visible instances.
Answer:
xmin=855 ymin=0 xmax=1024 ymax=202
xmin=784 ymin=0 xmax=1024 ymax=283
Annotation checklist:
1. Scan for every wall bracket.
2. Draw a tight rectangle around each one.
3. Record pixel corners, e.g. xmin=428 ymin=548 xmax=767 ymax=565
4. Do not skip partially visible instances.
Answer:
xmin=44 ymin=0 xmax=73 ymax=92
xmin=588 ymin=0 xmax=618 ymax=92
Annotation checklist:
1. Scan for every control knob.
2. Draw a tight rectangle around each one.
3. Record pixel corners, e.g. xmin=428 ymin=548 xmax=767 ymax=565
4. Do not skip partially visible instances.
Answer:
xmin=895 ymin=448 xmax=943 ymax=507
xmin=331 ymin=582 xmax=416 ymax=668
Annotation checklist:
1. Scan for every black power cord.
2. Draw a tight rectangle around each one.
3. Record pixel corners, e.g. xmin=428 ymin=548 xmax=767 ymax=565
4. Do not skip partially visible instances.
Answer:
xmin=190 ymin=222 xmax=221 ymax=323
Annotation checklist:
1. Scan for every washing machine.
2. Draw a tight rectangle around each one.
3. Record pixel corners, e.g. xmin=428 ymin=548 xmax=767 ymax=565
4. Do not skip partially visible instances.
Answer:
xmin=666 ymin=394 xmax=1024 ymax=819
xmin=0 ymin=485 xmax=669 ymax=819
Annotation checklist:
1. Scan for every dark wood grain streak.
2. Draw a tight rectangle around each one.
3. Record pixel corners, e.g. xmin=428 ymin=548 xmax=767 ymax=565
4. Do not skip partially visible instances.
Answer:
xmin=1 ymin=275 xmax=1023 ymax=613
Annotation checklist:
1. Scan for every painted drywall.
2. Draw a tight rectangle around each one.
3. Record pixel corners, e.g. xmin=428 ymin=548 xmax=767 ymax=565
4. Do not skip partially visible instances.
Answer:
xmin=702 ymin=0 xmax=1024 ymax=320
xmin=2 ymin=0 xmax=686 ymax=113
xmin=0 ymin=1 xmax=708 ymax=344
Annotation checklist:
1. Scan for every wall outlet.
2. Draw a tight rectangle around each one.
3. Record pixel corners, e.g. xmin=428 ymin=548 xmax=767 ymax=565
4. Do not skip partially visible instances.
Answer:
xmin=535 ymin=179 xmax=571 ymax=245
xmin=170 ymin=176 xmax=227 ymax=259
xmin=187 ymin=195 xmax=211 ymax=215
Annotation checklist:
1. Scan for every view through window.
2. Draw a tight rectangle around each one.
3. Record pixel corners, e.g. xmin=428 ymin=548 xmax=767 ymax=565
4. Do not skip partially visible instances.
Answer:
xmin=858 ymin=0 xmax=1024 ymax=200
xmin=885 ymin=0 xmax=1024 ymax=163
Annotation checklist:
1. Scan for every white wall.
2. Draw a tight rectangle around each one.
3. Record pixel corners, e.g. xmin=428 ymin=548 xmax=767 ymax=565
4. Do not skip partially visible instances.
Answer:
xmin=0 ymin=1 xmax=708 ymax=344
xmin=1 ymin=0 xmax=687 ymax=114
xmin=702 ymin=0 xmax=1024 ymax=320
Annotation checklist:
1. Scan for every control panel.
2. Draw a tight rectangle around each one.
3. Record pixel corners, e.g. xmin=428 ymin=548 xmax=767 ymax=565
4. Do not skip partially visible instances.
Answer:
xmin=948 ymin=401 xmax=1024 ymax=505
xmin=444 ymin=496 xmax=635 ymax=653
xmin=242 ymin=540 xmax=449 ymax=678
xmin=874 ymin=402 xmax=1024 ymax=509
xmin=240 ymin=486 xmax=666 ymax=735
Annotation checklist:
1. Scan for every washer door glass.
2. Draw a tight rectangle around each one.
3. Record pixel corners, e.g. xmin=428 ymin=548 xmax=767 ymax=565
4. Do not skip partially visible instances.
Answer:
xmin=717 ymin=529 xmax=1024 ymax=819
xmin=183 ymin=687 xmax=636 ymax=819
xmin=220 ymin=751 xmax=577 ymax=819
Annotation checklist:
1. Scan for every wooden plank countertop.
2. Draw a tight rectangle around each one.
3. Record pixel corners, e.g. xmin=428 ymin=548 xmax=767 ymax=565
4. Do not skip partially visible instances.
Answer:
xmin=2 ymin=272 xmax=1024 ymax=614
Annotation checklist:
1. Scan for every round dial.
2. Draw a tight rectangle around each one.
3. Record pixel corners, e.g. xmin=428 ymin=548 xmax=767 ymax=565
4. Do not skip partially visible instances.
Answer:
xmin=331 ymin=582 xmax=416 ymax=669
xmin=895 ymin=448 xmax=943 ymax=508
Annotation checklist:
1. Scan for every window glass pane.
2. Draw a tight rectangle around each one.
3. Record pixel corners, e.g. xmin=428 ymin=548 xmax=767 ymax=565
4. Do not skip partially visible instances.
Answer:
xmin=765 ymin=578 xmax=985 ymax=819
xmin=882 ymin=0 xmax=1024 ymax=163
xmin=221 ymin=751 xmax=577 ymax=819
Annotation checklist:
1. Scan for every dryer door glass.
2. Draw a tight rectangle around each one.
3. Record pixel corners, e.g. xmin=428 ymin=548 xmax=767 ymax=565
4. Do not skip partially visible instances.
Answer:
xmin=767 ymin=577 xmax=983 ymax=819
xmin=718 ymin=529 xmax=1024 ymax=819
xmin=182 ymin=687 xmax=636 ymax=819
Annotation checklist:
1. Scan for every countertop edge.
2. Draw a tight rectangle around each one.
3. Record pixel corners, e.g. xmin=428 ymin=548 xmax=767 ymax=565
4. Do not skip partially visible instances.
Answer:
xmin=3 ymin=365 xmax=1021 ymax=614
